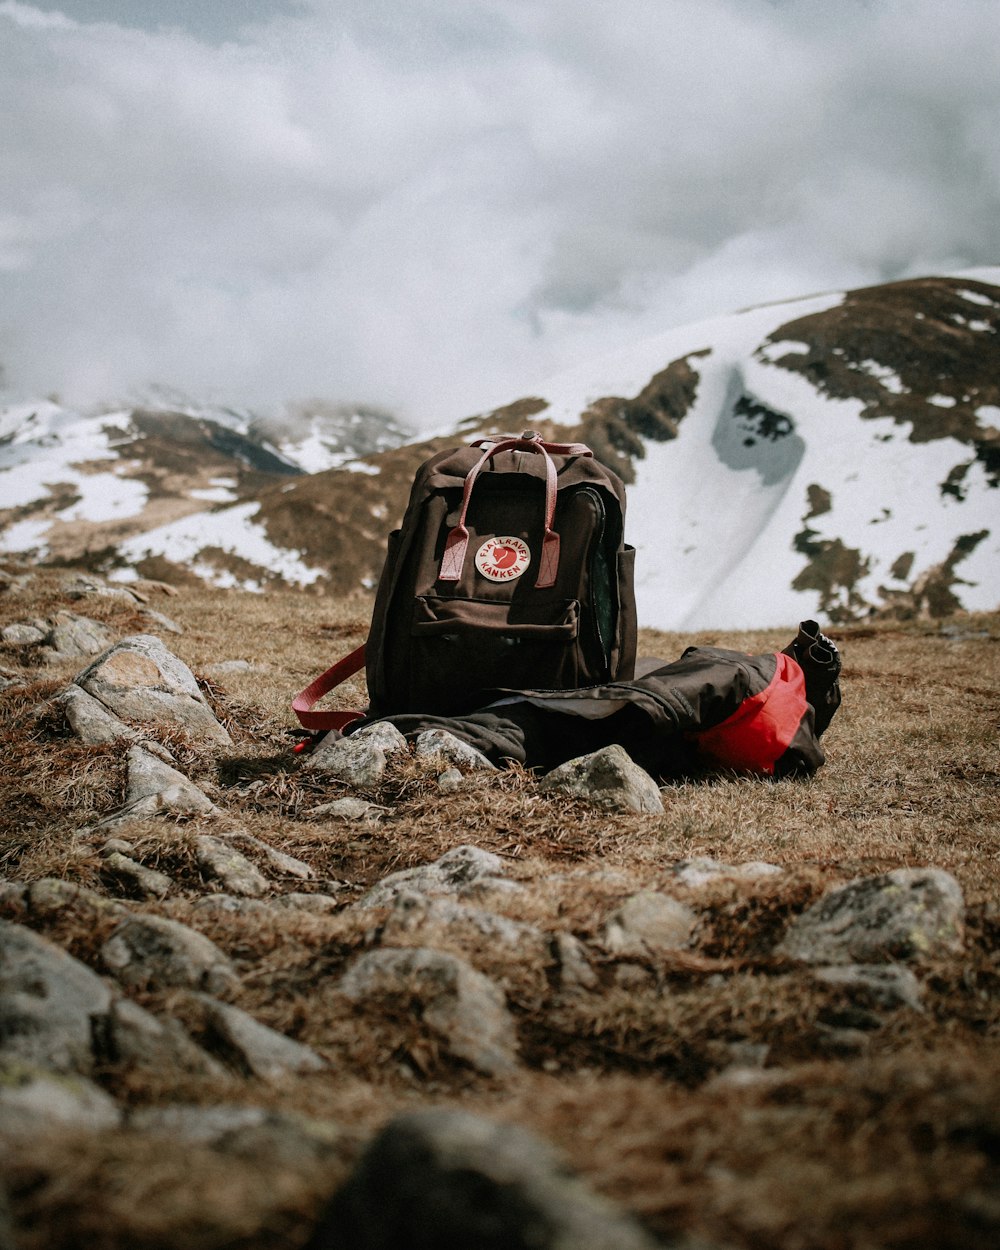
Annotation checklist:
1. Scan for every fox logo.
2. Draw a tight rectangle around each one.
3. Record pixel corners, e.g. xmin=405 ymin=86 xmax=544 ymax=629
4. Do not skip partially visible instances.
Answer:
xmin=475 ymin=536 xmax=531 ymax=581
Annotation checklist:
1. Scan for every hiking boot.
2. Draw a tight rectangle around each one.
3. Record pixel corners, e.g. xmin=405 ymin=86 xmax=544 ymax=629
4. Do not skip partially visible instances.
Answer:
xmin=783 ymin=619 xmax=842 ymax=736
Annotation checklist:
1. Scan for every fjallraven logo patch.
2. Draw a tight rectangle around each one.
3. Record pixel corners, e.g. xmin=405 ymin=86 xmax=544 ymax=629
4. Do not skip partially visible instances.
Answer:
xmin=475 ymin=536 xmax=531 ymax=582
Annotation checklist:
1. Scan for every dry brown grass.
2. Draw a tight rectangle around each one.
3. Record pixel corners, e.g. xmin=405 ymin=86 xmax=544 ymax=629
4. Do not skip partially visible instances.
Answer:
xmin=2 ymin=566 xmax=999 ymax=1249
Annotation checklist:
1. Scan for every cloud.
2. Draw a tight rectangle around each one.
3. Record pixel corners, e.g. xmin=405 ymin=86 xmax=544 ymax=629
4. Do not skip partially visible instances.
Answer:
xmin=2 ymin=0 xmax=1000 ymax=426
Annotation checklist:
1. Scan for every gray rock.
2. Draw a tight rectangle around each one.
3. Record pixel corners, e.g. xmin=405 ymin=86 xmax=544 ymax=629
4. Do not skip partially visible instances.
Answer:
xmin=349 ymin=721 xmax=409 ymax=756
xmin=196 ymin=996 xmax=327 ymax=1079
xmin=46 ymin=612 xmax=114 ymax=659
xmin=413 ymin=729 xmax=498 ymax=771
xmin=74 ymin=634 xmax=231 ymax=745
xmin=98 ymin=745 xmax=216 ymax=828
xmin=96 ymin=998 xmax=225 ymax=1077
xmin=100 ymin=837 xmax=135 ymax=856
xmin=670 ymin=856 xmax=781 ymax=887
xmin=356 ymin=845 xmax=510 ymax=910
xmin=24 ymin=878 xmax=128 ymax=923
xmin=310 ymin=797 xmax=388 ymax=821
xmin=57 ymin=684 xmax=138 ymax=745
xmin=0 ymin=922 xmax=112 ymax=1074
xmin=338 ymin=947 xmax=518 ymax=1076
xmin=196 ymin=835 xmax=268 ymax=897
xmin=60 ymin=573 xmax=143 ymax=603
xmin=0 ymin=1061 xmax=121 ymax=1135
xmin=1 ymin=622 xmax=46 ymax=645
xmin=437 ymin=767 xmax=465 ymax=793
xmin=379 ymin=891 xmax=538 ymax=950
xmin=222 ymin=831 xmax=314 ymax=880
xmin=316 ymin=1108 xmax=659 ymax=1250
xmin=100 ymin=850 xmax=173 ymax=899
xmin=101 ymin=914 xmax=238 ymax=993
xmin=777 ymin=868 xmax=965 ymax=964
xmin=540 ymin=745 xmax=664 ymax=814
xmin=813 ymin=963 xmax=924 ymax=1012
xmin=137 ymin=607 xmax=183 ymax=635
xmin=603 ymin=890 xmax=697 ymax=955
xmin=205 ymin=659 xmax=253 ymax=674
xmin=304 ymin=734 xmax=388 ymax=786
xmin=552 ymin=932 xmax=599 ymax=993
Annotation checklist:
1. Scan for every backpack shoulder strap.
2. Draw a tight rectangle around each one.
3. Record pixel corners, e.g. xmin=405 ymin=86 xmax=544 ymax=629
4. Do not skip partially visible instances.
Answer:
xmin=292 ymin=643 xmax=367 ymax=731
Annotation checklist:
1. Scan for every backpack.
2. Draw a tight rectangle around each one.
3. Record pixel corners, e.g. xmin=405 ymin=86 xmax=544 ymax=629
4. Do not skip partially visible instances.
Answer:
xmin=293 ymin=431 xmax=637 ymax=732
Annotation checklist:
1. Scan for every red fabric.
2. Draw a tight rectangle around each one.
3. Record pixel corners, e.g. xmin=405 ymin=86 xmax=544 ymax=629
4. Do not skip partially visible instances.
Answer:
xmin=690 ymin=652 xmax=807 ymax=776
xmin=292 ymin=643 xmax=367 ymax=731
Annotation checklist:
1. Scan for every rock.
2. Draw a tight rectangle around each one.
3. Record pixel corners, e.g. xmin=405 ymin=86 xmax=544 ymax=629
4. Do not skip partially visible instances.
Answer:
xmin=437 ymin=768 xmax=464 ymax=793
xmin=540 ymin=745 xmax=664 ymax=814
xmin=137 ymin=608 xmax=183 ymax=635
xmin=355 ymin=845 xmax=510 ymax=910
xmin=221 ymin=831 xmax=314 ymax=880
xmin=310 ymin=797 xmax=388 ymax=821
xmin=349 ymin=721 xmax=409 ymax=756
xmin=777 ymin=868 xmax=965 ymax=964
xmin=603 ymin=891 xmax=697 ymax=955
xmin=74 ymin=634 xmax=231 ymax=745
xmin=338 ymin=947 xmax=518 ymax=1076
xmin=379 ymin=891 xmax=538 ymax=950
xmin=0 ymin=1061 xmax=121 ymax=1135
xmin=97 ymin=745 xmax=217 ymax=828
xmin=61 ymin=573 xmax=144 ymax=603
xmin=24 ymin=878 xmax=128 ymax=923
xmin=304 ymin=735 xmax=389 ymax=787
xmin=196 ymin=996 xmax=327 ymax=1079
xmin=46 ymin=612 xmax=114 ymax=659
xmin=205 ymin=660 xmax=253 ymax=674
xmin=0 ymin=922 xmax=113 ymax=1074
xmin=413 ymin=729 xmax=498 ymax=771
xmin=1 ymin=622 xmax=46 ymax=645
xmin=95 ymin=998 xmax=225 ymax=1077
xmin=100 ymin=850 xmax=173 ymax=899
xmin=552 ymin=932 xmax=599 ymax=993
xmin=101 ymin=914 xmax=238 ymax=993
xmin=196 ymin=835 xmax=268 ymax=897
xmin=670 ymin=856 xmax=781 ymax=887
xmin=813 ymin=963 xmax=924 ymax=1012
xmin=312 ymin=1108 xmax=659 ymax=1250
xmin=56 ymin=684 xmax=138 ymax=745
xmin=100 ymin=838 xmax=136 ymax=856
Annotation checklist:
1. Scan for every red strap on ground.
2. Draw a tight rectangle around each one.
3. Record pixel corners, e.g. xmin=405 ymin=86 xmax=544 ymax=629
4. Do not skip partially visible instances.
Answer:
xmin=292 ymin=643 xmax=367 ymax=731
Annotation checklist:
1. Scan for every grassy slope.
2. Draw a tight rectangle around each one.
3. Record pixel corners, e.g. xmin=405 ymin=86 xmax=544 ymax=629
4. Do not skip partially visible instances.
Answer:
xmin=1 ymin=570 xmax=998 ymax=1250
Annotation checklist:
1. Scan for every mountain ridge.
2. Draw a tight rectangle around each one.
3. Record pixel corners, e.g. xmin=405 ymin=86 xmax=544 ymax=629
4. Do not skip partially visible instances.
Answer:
xmin=1 ymin=272 xmax=997 ymax=628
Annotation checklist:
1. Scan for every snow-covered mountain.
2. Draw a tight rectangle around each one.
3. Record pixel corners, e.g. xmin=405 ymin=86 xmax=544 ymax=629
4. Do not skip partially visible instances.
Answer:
xmin=1 ymin=273 xmax=997 ymax=628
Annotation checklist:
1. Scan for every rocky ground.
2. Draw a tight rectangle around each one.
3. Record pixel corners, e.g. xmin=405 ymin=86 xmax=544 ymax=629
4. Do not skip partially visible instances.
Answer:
xmin=1 ymin=565 xmax=998 ymax=1249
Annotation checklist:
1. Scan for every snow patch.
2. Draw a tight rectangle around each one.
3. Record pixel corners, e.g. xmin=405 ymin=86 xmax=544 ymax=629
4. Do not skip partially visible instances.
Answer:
xmin=927 ymin=394 xmax=957 ymax=408
xmin=957 ymin=289 xmax=997 ymax=307
xmin=118 ymin=502 xmax=325 ymax=589
xmin=856 ymin=360 xmax=906 ymax=394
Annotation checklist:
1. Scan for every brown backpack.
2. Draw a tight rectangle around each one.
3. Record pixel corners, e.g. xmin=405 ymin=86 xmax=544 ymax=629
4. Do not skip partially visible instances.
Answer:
xmin=293 ymin=431 xmax=637 ymax=731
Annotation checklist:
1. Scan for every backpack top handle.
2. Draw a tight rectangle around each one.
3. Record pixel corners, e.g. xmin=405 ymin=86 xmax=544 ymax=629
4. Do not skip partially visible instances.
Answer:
xmin=438 ymin=432 xmax=592 ymax=589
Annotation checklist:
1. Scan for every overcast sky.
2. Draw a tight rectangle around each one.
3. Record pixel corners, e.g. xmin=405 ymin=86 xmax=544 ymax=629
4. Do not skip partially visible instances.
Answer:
xmin=3 ymin=0 xmax=1000 ymax=428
